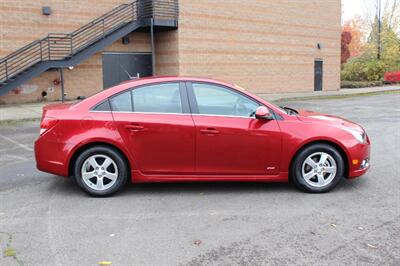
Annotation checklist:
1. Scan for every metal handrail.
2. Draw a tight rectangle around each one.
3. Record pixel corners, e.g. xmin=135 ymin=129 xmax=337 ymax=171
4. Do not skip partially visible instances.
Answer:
xmin=0 ymin=0 xmax=178 ymax=83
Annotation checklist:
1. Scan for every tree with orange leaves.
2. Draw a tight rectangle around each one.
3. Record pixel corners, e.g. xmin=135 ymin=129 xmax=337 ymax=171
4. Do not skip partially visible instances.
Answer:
xmin=341 ymin=31 xmax=352 ymax=64
xmin=342 ymin=16 xmax=367 ymax=58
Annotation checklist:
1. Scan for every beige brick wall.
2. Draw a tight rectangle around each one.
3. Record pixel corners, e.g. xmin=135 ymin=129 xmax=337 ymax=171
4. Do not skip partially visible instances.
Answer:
xmin=0 ymin=0 xmax=151 ymax=104
xmin=0 ymin=0 xmax=341 ymax=104
xmin=0 ymin=0 xmax=134 ymax=57
xmin=155 ymin=31 xmax=180 ymax=76
xmin=168 ymin=0 xmax=341 ymax=94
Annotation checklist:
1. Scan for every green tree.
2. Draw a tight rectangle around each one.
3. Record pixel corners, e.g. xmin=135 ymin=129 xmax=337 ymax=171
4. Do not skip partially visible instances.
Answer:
xmin=342 ymin=0 xmax=400 ymax=82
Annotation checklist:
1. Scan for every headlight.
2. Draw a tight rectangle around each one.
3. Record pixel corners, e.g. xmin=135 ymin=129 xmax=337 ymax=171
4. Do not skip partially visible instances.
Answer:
xmin=344 ymin=128 xmax=365 ymax=143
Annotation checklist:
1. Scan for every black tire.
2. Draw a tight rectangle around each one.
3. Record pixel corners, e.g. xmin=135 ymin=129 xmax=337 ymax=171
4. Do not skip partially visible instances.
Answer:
xmin=73 ymin=145 xmax=128 ymax=197
xmin=291 ymin=143 xmax=344 ymax=193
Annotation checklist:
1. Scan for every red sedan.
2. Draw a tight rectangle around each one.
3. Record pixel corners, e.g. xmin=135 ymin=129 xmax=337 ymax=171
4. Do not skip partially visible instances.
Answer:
xmin=35 ymin=77 xmax=370 ymax=196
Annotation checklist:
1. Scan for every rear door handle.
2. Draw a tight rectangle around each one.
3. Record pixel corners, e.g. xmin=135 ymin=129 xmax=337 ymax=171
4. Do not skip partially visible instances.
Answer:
xmin=125 ymin=124 xmax=145 ymax=132
xmin=200 ymin=128 xmax=220 ymax=135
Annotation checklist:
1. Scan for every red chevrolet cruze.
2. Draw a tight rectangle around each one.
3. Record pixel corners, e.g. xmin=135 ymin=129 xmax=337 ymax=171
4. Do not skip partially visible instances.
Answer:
xmin=35 ymin=77 xmax=370 ymax=196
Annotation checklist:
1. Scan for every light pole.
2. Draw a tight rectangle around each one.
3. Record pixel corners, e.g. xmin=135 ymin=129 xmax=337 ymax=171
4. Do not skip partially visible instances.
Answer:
xmin=377 ymin=0 xmax=382 ymax=60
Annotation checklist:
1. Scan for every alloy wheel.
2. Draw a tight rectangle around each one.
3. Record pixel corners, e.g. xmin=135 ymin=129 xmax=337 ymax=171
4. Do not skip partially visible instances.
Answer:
xmin=81 ymin=154 xmax=118 ymax=191
xmin=301 ymin=152 xmax=337 ymax=188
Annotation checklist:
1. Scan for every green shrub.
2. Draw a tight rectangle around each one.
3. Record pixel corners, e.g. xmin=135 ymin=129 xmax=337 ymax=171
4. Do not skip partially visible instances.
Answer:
xmin=341 ymin=31 xmax=400 ymax=82
xmin=341 ymin=80 xmax=384 ymax=88
xmin=341 ymin=51 xmax=389 ymax=81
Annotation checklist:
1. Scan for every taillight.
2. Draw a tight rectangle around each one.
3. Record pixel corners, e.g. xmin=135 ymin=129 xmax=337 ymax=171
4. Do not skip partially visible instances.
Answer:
xmin=40 ymin=117 xmax=58 ymax=135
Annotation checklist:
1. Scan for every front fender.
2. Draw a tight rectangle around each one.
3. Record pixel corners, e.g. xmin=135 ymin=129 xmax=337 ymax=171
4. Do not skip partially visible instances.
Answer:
xmin=278 ymin=119 xmax=357 ymax=173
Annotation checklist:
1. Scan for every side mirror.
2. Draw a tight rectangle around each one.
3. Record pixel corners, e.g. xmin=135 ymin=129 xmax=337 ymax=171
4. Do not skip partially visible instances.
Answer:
xmin=255 ymin=106 xmax=273 ymax=120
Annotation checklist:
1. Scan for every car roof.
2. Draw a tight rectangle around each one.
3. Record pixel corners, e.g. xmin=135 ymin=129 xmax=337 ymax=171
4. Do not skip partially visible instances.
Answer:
xmin=80 ymin=76 xmax=230 ymax=101
xmin=73 ymin=76 xmax=267 ymax=111
xmin=118 ymin=76 xmax=233 ymax=87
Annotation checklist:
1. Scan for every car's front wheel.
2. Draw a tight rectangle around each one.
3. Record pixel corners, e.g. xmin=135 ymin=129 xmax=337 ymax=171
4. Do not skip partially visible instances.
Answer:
xmin=73 ymin=146 xmax=128 ymax=197
xmin=291 ymin=143 xmax=345 ymax=193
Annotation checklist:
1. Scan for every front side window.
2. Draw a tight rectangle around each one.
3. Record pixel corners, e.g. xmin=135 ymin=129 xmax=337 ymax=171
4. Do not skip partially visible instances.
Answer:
xmin=192 ymin=83 xmax=259 ymax=117
xmin=132 ymin=83 xmax=182 ymax=113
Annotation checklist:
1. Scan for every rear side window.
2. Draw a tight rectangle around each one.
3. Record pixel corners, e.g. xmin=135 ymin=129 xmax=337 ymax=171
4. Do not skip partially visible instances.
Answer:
xmin=109 ymin=83 xmax=183 ymax=114
xmin=132 ymin=83 xmax=182 ymax=114
xmin=110 ymin=91 xmax=132 ymax=112
xmin=93 ymin=100 xmax=111 ymax=111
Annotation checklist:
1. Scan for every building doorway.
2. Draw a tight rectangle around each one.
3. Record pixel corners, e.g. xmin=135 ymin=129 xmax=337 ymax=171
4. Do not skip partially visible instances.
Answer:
xmin=102 ymin=52 xmax=152 ymax=89
xmin=314 ymin=59 xmax=323 ymax=91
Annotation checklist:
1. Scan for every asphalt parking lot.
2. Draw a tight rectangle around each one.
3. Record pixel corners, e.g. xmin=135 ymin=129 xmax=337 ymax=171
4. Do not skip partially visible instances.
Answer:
xmin=0 ymin=93 xmax=399 ymax=266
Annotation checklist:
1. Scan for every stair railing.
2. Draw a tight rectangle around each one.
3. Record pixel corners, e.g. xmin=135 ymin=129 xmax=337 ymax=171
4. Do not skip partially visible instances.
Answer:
xmin=0 ymin=0 xmax=178 ymax=84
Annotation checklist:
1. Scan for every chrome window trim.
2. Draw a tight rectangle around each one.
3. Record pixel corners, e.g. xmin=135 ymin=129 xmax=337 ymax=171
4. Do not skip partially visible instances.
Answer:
xmin=90 ymin=110 xmax=112 ymax=113
xmin=89 ymin=110 xmax=189 ymax=116
xmin=191 ymin=114 xmax=257 ymax=119
xmin=89 ymin=110 xmax=258 ymax=119
xmin=113 ymin=111 xmax=189 ymax=116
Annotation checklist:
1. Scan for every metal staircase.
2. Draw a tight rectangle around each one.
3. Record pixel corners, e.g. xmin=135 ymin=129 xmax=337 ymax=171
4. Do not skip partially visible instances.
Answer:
xmin=0 ymin=0 xmax=178 ymax=95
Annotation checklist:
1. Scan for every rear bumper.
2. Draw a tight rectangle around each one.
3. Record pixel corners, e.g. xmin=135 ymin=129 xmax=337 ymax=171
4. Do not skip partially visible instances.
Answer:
xmin=347 ymin=142 xmax=371 ymax=179
xmin=35 ymin=138 xmax=70 ymax=177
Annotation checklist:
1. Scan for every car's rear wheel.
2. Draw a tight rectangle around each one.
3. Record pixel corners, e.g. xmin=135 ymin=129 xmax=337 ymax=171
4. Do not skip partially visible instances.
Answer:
xmin=291 ymin=143 xmax=344 ymax=193
xmin=73 ymin=146 xmax=128 ymax=197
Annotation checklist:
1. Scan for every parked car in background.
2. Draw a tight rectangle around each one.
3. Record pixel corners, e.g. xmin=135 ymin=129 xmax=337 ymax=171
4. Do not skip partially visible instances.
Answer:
xmin=35 ymin=77 xmax=371 ymax=196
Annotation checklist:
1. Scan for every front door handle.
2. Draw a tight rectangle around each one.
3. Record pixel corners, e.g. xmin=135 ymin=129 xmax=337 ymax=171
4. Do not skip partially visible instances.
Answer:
xmin=200 ymin=128 xmax=220 ymax=135
xmin=125 ymin=124 xmax=145 ymax=132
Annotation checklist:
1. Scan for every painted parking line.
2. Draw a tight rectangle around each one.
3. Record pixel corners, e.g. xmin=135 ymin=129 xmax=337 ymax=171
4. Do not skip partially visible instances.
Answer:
xmin=0 ymin=135 xmax=33 ymax=152
xmin=1 ymin=154 xmax=30 ymax=162
xmin=0 ymin=146 xmax=19 ymax=153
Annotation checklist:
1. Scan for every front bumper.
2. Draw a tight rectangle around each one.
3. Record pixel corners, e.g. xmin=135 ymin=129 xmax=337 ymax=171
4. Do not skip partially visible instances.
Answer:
xmin=347 ymin=142 xmax=371 ymax=179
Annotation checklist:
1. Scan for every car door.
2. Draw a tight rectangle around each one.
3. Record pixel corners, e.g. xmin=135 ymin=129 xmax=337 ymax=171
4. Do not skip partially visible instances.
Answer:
xmin=110 ymin=82 xmax=195 ymax=175
xmin=188 ymin=82 xmax=282 ymax=175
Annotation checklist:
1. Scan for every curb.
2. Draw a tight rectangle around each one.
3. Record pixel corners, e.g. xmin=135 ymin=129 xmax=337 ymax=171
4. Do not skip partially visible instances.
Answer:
xmin=270 ymin=88 xmax=400 ymax=102
xmin=0 ymin=117 xmax=41 ymax=125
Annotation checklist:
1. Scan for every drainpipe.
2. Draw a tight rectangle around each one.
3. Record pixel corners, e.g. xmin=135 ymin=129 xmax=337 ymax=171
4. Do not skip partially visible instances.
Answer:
xmin=150 ymin=18 xmax=156 ymax=76
xmin=59 ymin=68 xmax=65 ymax=103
